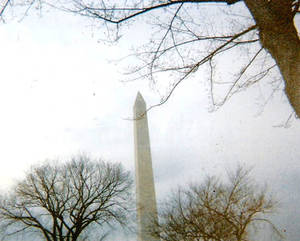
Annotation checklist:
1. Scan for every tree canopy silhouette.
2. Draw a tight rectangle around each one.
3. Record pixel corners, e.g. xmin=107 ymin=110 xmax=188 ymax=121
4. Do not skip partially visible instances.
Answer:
xmin=0 ymin=154 xmax=133 ymax=241
xmin=149 ymin=166 xmax=281 ymax=241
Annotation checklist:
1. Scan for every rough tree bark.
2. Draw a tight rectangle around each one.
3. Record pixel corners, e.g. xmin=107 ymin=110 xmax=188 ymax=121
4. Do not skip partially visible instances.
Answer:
xmin=244 ymin=0 xmax=300 ymax=117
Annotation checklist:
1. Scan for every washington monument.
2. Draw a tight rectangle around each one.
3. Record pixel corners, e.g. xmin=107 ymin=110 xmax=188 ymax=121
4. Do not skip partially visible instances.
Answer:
xmin=133 ymin=92 xmax=160 ymax=241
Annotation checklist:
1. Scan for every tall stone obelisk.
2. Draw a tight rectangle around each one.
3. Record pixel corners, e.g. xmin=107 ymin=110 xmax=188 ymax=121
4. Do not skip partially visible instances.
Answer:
xmin=133 ymin=92 xmax=159 ymax=241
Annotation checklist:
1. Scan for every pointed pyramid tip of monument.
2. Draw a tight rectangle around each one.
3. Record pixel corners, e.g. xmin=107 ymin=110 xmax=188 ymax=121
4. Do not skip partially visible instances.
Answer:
xmin=136 ymin=91 xmax=143 ymax=99
xmin=134 ymin=91 xmax=146 ymax=106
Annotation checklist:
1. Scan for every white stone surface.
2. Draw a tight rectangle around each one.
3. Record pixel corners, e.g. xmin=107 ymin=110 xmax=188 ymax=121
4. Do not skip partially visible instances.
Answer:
xmin=133 ymin=92 xmax=160 ymax=241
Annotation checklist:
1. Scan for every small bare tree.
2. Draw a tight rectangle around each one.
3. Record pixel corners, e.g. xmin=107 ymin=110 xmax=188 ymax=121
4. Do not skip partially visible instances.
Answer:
xmin=0 ymin=154 xmax=133 ymax=241
xmin=150 ymin=166 xmax=281 ymax=241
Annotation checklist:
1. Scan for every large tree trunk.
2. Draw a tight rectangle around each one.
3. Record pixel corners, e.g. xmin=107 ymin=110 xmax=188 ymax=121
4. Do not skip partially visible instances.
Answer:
xmin=244 ymin=0 xmax=300 ymax=117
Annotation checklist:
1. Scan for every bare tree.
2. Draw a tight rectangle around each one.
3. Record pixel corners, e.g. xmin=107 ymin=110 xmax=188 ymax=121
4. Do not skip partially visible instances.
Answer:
xmin=149 ymin=166 xmax=281 ymax=241
xmin=0 ymin=1 xmax=299 ymax=117
xmin=0 ymin=154 xmax=133 ymax=241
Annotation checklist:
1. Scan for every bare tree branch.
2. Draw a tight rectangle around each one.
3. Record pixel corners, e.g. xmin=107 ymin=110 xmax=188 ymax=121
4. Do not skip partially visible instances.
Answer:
xmin=0 ymin=154 xmax=133 ymax=241
xmin=149 ymin=166 xmax=281 ymax=241
xmin=1 ymin=0 xmax=299 ymax=116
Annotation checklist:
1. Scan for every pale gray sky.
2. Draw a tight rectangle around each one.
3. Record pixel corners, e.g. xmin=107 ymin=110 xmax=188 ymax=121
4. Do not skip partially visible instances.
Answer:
xmin=0 ymin=5 xmax=299 ymax=241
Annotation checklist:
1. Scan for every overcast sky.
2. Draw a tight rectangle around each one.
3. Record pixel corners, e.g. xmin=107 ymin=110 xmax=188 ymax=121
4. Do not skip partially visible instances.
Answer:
xmin=0 ymin=5 xmax=299 ymax=241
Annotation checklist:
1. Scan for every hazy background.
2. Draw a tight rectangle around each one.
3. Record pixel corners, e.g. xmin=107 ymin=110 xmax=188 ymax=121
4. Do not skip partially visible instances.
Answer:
xmin=0 ymin=6 xmax=299 ymax=241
